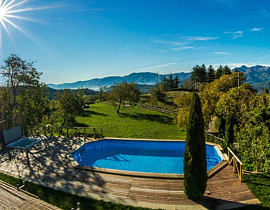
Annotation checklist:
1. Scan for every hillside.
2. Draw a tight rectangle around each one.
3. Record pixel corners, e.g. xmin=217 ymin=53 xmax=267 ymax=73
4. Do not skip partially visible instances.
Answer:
xmin=47 ymin=72 xmax=191 ymax=90
xmin=234 ymin=65 xmax=270 ymax=92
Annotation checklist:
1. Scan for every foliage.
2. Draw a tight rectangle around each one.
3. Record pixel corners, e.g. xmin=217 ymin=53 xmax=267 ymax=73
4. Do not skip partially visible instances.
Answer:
xmin=191 ymin=64 xmax=207 ymax=83
xmin=149 ymin=85 xmax=166 ymax=104
xmin=160 ymin=74 xmax=179 ymax=91
xmin=225 ymin=115 xmax=234 ymax=147
xmin=182 ymin=79 xmax=196 ymax=90
xmin=76 ymin=103 xmax=186 ymax=139
xmin=235 ymin=124 xmax=270 ymax=172
xmin=191 ymin=64 xmax=234 ymax=85
xmin=184 ymin=93 xmax=207 ymax=199
xmin=0 ymin=54 xmax=49 ymax=132
xmin=97 ymin=86 xmax=107 ymax=102
xmin=174 ymin=92 xmax=193 ymax=130
xmin=175 ymin=72 xmax=244 ymax=129
xmin=57 ymin=90 xmax=85 ymax=126
xmin=110 ymin=81 xmax=140 ymax=113
xmin=216 ymin=86 xmax=255 ymax=127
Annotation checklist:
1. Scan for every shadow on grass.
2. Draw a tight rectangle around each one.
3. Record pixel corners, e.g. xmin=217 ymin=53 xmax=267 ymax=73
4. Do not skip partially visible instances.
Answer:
xmin=244 ymin=173 xmax=270 ymax=187
xmin=83 ymin=110 xmax=108 ymax=117
xmin=192 ymin=197 xmax=266 ymax=210
xmin=74 ymin=122 xmax=89 ymax=127
xmin=119 ymin=112 xmax=173 ymax=125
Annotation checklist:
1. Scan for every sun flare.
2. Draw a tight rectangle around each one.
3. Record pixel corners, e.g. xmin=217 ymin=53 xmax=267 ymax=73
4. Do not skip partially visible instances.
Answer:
xmin=0 ymin=0 xmax=54 ymax=52
xmin=0 ymin=7 xmax=7 ymax=20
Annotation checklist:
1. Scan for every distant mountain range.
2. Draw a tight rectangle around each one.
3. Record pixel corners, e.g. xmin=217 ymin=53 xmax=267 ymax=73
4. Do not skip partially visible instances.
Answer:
xmin=47 ymin=72 xmax=191 ymax=90
xmin=47 ymin=65 xmax=270 ymax=92
xmin=234 ymin=65 xmax=270 ymax=92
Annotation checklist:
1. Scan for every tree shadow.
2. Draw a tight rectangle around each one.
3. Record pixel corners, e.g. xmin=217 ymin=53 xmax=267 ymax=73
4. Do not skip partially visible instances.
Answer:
xmin=74 ymin=122 xmax=89 ymax=127
xmin=119 ymin=112 xmax=173 ymax=125
xmin=83 ymin=110 xmax=108 ymax=117
xmin=192 ymin=196 xmax=265 ymax=210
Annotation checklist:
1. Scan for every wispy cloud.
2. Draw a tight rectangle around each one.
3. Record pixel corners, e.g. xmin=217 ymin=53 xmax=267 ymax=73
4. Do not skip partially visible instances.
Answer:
xmin=186 ymin=36 xmax=218 ymax=41
xmin=151 ymin=39 xmax=185 ymax=46
xmin=251 ymin=28 xmax=263 ymax=32
xmin=172 ymin=46 xmax=194 ymax=51
xmin=214 ymin=51 xmax=232 ymax=55
xmin=139 ymin=63 xmax=177 ymax=71
xmin=224 ymin=31 xmax=243 ymax=39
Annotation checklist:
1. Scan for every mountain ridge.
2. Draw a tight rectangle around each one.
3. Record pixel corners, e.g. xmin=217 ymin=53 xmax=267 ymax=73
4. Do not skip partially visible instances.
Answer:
xmin=47 ymin=65 xmax=270 ymax=92
xmin=47 ymin=72 xmax=191 ymax=90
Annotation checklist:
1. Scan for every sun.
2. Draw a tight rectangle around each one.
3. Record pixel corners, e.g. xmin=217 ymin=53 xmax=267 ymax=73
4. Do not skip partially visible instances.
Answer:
xmin=0 ymin=0 xmax=55 ymax=52
xmin=0 ymin=7 xmax=7 ymax=20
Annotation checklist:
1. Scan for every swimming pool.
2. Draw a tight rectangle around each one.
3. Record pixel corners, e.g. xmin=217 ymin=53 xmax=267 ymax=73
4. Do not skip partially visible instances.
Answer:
xmin=72 ymin=139 xmax=223 ymax=175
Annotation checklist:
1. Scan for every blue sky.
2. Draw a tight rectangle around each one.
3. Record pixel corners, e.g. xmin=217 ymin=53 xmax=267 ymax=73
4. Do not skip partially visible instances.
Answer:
xmin=0 ymin=0 xmax=270 ymax=84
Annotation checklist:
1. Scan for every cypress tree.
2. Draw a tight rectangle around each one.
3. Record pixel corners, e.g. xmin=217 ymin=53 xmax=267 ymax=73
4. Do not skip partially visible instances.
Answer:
xmin=225 ymin=115 xmax=234 ymax=147
xmin=184 ymin=92 xmax=207 ymax=199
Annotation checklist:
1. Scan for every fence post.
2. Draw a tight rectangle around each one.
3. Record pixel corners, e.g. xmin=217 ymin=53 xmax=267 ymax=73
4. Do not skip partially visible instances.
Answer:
xmin=233 ymin=158 xmax=236 ymax=173
xmin=228 ymin=149 xmax=230 ymax=164
xmin=240 ymin=164 xmax=243 ymax=182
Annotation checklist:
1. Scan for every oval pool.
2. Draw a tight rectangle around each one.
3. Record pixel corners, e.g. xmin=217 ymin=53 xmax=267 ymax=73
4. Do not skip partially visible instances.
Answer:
xmin=72 ymin=139 xmax=223 ymax=175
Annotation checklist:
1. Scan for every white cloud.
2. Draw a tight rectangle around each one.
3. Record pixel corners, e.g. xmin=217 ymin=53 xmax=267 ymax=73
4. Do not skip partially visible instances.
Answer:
xmin=186 ymin=36 xmax=218 ymax=41
xmin=251 ymin=28 xmax=263 ymax=32
xmin=139 ymin=63 xmax=177 ymax=71
xmin=214 ymin=52 xmax=232 ymax=55
xmin=224 ymin=31 xmax=243 ymax=39
xmin=212 ymin=62 xmax=270 ymax=69
xmin=172 ymin=46 xmax=194 ymax=51
xmin=151 ymin=39 xmax=185 ymax=46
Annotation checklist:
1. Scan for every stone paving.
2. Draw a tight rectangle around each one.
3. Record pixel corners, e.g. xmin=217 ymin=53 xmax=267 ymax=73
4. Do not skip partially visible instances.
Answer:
xmin=0 ymin=137 xmax=260 ymax=210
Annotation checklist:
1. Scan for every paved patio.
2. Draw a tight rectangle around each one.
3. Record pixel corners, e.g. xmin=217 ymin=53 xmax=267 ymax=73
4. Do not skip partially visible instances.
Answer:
xmin=0 ymin=137 xmax=260 ymax=210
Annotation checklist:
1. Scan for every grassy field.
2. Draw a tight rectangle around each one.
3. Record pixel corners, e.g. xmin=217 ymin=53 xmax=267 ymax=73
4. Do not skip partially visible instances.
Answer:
xmin=76 ymin=103 xmax=186 ymax=139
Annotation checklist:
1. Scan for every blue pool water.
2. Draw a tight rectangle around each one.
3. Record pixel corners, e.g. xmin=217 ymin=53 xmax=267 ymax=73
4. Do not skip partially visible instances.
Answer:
xmin=72 ymin=139 xmax=222 ymax=174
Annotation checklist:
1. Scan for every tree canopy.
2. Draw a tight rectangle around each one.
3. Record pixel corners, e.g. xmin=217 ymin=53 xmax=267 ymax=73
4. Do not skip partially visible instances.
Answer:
xmin=110 ymin=81 xmax=140 ymax=113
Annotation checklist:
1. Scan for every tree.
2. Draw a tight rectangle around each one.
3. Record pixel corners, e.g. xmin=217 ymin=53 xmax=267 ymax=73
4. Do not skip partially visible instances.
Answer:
xmin=183 ymin=79 xmax=195 ymax=90
xmin=110 ymin=82 xmax=140 ymax=113
xmin=57 ymin=90 xmax=85 ymax=126
xmin=225 ymin=115 xmax=234 ymax=147
xmin=160 ymin=74 xmax=179 ymax=91
xmin=150 ymin=85 xmax=166 ymax=104
xmin=0 ymin=54 xmax=48 ymax=132
xmin=206 ymin=65 xmax=215 ymax=82
xmin=191 ymin=64 xmax=207 ymax=83
xmin=215 ymin=65 xmax=223 ymax=79
xmin=1 ymin=54 xmax=42 ymax=114
xmin=222 ymin=65 xmax=232 ymax=75
xmin=236 ymin=124 xmax=270 ymax=172
xmin=98 ymin=86 xmax=107 ymax=102
xmin=184 ymin=92 xmax=207 ymax=199
xmin=173 ymin=75 xmax=180 ymax=89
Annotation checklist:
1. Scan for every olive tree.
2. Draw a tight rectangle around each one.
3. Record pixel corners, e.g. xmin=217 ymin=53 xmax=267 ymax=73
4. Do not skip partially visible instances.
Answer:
xmin=110 ymin=81 xmax=140 ymax=113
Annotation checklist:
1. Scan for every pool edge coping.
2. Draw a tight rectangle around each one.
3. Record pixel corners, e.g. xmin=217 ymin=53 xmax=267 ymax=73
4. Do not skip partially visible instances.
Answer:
xmin=68 ymin=138 xmax=227 ymax=179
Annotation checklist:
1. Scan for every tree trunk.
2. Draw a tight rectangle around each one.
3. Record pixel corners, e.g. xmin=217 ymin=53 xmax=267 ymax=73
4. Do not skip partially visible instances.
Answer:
xmin=117 ymin=99 xmax=122 ymax=113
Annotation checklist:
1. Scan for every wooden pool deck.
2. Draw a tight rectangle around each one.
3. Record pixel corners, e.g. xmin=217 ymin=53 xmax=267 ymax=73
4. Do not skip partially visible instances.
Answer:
xmin=0 ymin=180 xmax=60 ymax=210
xmin=0 ymin=137 xmax=260 ymax=210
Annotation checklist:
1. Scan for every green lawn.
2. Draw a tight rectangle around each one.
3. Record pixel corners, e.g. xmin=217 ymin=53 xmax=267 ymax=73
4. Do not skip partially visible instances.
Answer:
xmin=76 ymin=103 xmax=185 ymax=139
